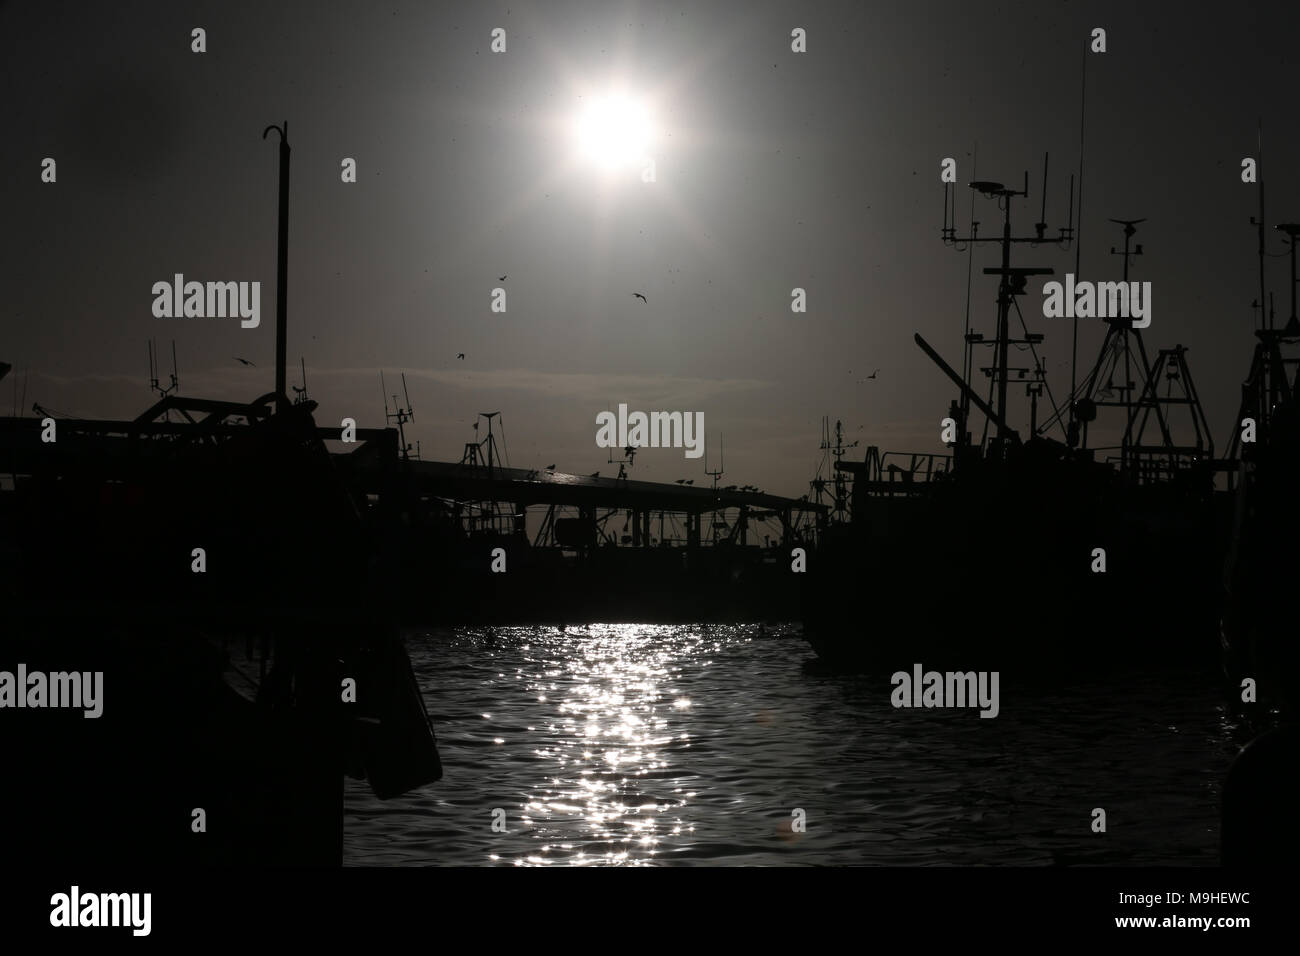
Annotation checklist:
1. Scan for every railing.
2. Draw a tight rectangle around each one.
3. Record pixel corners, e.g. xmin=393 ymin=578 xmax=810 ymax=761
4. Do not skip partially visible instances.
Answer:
xmin=837 ymin=447 xmax=953 ymax=497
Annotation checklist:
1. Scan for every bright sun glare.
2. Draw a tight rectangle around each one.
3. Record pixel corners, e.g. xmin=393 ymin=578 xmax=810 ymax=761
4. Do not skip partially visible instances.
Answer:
xmin=573 ymin=93 xmax=653 ymax=171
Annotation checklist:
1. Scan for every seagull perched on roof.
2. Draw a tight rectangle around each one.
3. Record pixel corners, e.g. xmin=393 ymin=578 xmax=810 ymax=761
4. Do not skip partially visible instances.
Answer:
xmin=632 ymin=292 xmax=647 ymax=303
xmin=545 ymin=464 xmax=556 ymax=471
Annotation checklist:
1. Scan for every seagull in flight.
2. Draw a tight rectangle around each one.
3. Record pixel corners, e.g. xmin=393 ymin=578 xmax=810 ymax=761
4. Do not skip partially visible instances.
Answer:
xmin=233 ymin=357 xmax=255 ymax=366
xmin=632 ymin=292 xmax=647 ymax=303
xmin=457 ymin=353 xmax=465 ymax=360
xmin=866 ymin=369 xmax=879 ymax=379
xmin=498 ymin=275 xmax=507 ymax=282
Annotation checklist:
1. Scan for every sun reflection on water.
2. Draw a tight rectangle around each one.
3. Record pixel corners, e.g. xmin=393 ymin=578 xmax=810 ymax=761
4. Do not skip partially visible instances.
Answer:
xmin=496 ymin=623 xmax=713 ymax=866
xmin=344 ymin=622 xmax=1232 ymax=867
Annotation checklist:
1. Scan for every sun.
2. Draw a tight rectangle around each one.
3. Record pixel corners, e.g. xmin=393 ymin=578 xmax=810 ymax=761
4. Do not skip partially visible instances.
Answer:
xmin=572 ymin=92 xmax=654 ymax=171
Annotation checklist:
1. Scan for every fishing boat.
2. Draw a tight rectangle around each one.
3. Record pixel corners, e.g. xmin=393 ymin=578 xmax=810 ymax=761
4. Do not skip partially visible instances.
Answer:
xmin=1218 ymin=204 xmax=1300 ymax=864
xmin=1219 ymin=218 xmax=1300 ymax=730
xmin=800 ymin=166 xmax=1228 ymax=676
xmin=0 ymin=124 xmax=442 ymax=866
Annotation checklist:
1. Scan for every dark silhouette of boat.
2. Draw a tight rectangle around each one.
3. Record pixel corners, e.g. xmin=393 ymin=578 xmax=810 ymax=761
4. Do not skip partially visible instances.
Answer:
xmin=800 ymin=171 xmax=1228 ymax=677
xmin=0 ymin=124 xmax=441 ymax=866
xmin=1219 ymin=224 xmax=1300 ymax=730
xmin=0 ymin=389 xmax=443 ymax=864
xmin=1218 ymin=215 xmax=1300 ymax=866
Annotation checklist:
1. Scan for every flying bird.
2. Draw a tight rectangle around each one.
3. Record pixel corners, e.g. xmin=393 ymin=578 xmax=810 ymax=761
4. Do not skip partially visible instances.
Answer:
xmin=867 ymin=369 xmax=880 ymax=379
xmin=233 ymin=357 xmax=255 ymax=366
xmin=457 ymin=353 xmax=465 ymax=360
xmin=498 ymin=275 xmax=507 ymax=281
xmin=632 ymin=292 xmax=647 ymax=303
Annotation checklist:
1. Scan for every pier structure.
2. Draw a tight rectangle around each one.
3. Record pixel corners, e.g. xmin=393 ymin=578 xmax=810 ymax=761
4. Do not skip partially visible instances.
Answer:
xmin=338 ymin=452 xmax=825 ymax=554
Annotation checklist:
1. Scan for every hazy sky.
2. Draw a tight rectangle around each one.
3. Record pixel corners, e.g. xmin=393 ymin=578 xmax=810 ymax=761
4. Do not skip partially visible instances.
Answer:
xmin=4 ymin=1 xmax=1299 ymax=497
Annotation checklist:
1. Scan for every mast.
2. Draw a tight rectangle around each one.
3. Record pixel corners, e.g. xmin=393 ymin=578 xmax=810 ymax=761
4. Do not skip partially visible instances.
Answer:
xmin=1257 ymin=121 xmax=1268 ymax=333
xmin=263 ymin=122 xmax=291 ymax=408
xmin=942 ymin=157 xmax=1070 ymax=461
xmin=705 ymin=433 xmax=723 ymax=544
xmin=1069 ymin=41 xmax=1088 ymax=443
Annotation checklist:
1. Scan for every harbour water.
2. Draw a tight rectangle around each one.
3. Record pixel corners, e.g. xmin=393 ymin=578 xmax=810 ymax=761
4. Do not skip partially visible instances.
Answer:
xmin=344 ymin=624 xmax=1237 ymax=866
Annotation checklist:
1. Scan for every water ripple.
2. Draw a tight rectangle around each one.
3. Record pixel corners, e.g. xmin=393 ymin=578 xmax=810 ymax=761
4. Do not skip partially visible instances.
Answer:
xmin=344 ymin=624 xmax=1234 ymax=866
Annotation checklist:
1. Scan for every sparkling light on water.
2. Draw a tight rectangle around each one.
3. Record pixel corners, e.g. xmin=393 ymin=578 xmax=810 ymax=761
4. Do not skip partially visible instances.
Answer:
xmin=344 ymin=624 xmax=1235 ymax=866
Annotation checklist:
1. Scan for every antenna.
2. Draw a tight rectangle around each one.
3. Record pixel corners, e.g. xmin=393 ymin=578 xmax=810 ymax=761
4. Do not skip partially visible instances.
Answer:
xmin=148 ymin=339 xmax=179 ymax=401
xmin=1259 ymin=120 xmax=1268 ymax=333
xmin=1109 ymin=218 xmax=1146 ymax=279
xmin=383 ymin=371 xmax=417 ymax=459
xmin=830 ymin=419 xmax=858 ymax=523
xmin=961 ymin=144 xmax=979 ymax=433
xmin=1069 ymin=38 xmax=1089 ymax=438
xmin=704 ymin=432 xmax=725 ymax=545
xmin=1064 ymin=173 xmax=1075 ymax=241
xmin=607 ymin=439 xmax=636 ymax=473
xmin=705 ymin=432 xmax=723 ymax=481
xmin=1035 ymin=152 xmax=1049 ymax=239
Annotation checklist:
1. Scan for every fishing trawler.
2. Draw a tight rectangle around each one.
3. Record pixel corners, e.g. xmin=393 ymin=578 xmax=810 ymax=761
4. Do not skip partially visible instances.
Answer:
xmin=801 ymin=164 xmax=1228 ymax=675
xmin=1217 ymin=147 xmax=1300 ymax=862
xmin=1219 ymin=217 xmax=1300 ymax=730
xmin=0 ymin=123 xmax=441 ymax=866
